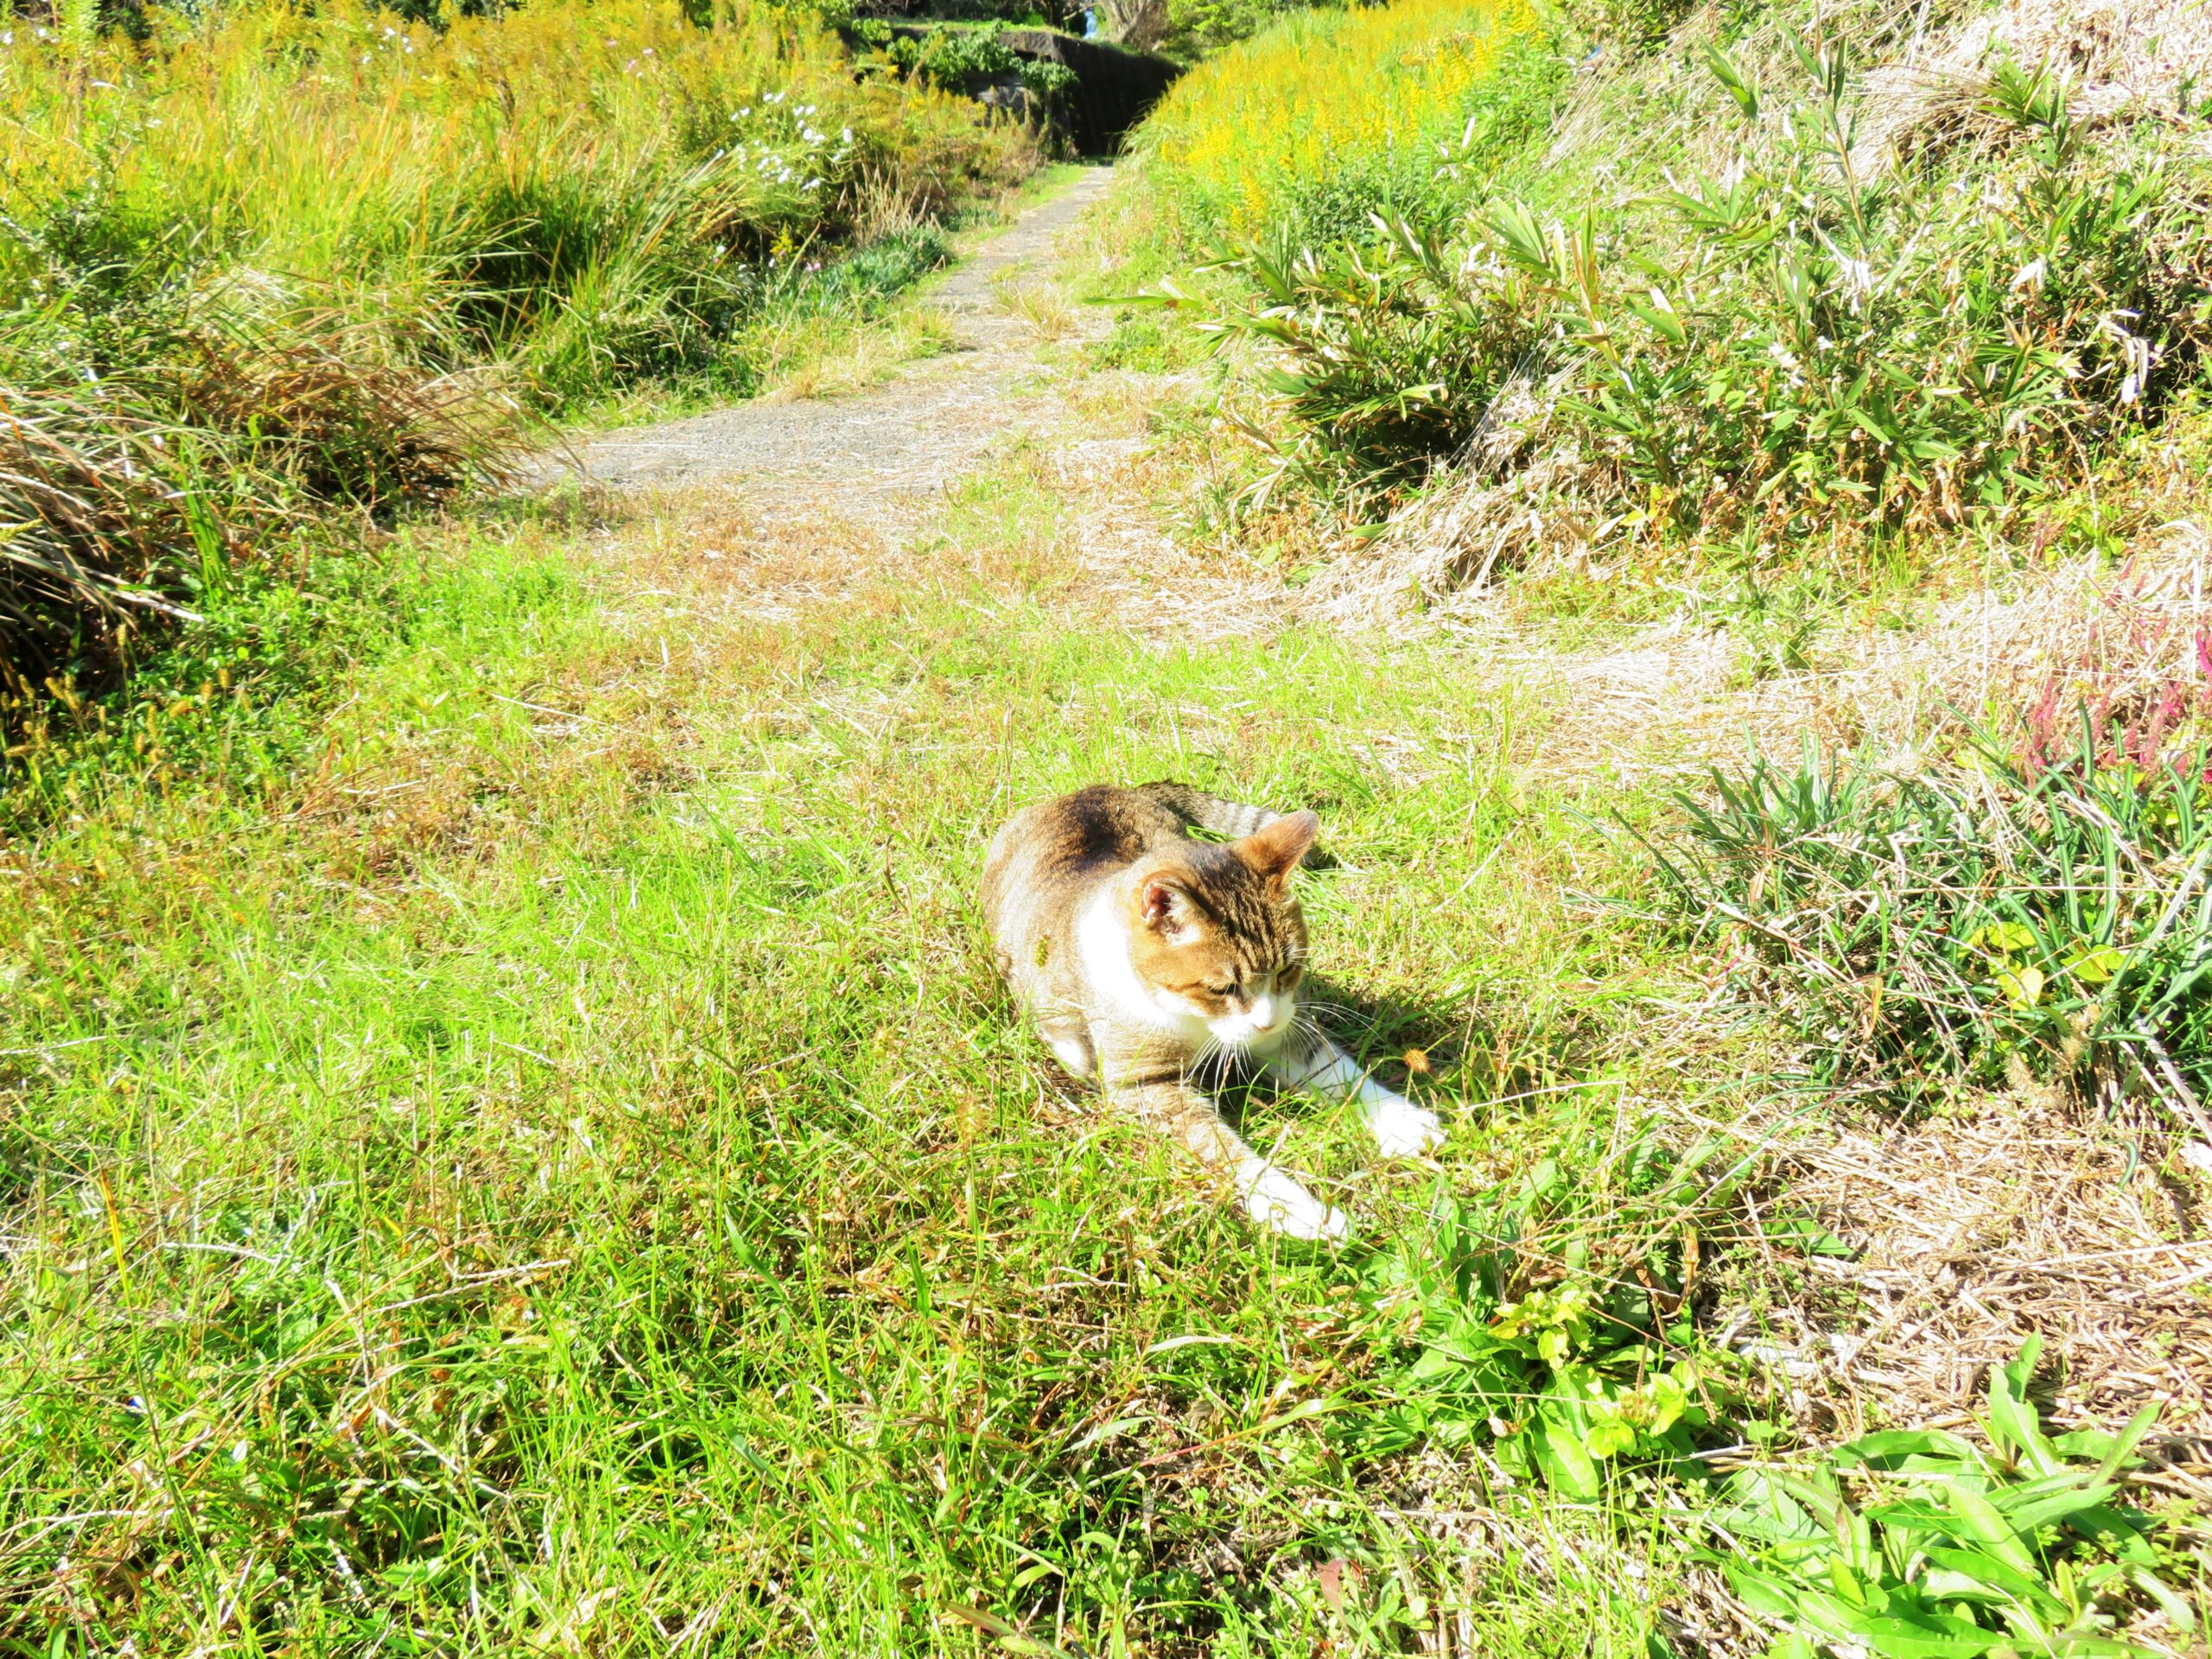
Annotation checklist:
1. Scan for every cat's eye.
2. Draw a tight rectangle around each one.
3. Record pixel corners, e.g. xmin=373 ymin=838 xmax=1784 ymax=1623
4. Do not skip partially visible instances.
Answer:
xmin=1205 ymin=981 xmax=1236 ymax=997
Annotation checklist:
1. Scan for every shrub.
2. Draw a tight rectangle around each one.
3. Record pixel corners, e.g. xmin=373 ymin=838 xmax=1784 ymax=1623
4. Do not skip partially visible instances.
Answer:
xmin=850 ymin=20 xmax=1079 ymax=113
xmin=1632 ymin=702 xmax=2212 ymax=1110
xmin=1192 ymin=214 xmax=1545 ymax=495
xmin=1517 ymin=48 xmax=2212 ymax=532
xmin=1147 ymin=0 xmax=1334 ymax=62
xmin=1181 ymin=34 xmax=2212 ymax=546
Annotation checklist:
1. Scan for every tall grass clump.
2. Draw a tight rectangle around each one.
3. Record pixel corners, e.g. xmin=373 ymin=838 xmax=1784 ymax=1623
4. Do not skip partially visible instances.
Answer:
xmin=0 ymin=0 xmax=1021 ymax=406
xmin=1130 ymin=0 xmax=1559 ymax=247
xmin=0 ymin=0 xmax=1030 ymax=704
xmin=1636 ymin=695 xmax=2212 ymax=1112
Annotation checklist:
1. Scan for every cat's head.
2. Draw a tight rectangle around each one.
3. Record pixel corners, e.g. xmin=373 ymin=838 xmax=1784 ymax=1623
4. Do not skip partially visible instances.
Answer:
xmin=1122 ymin=811 xmax=1319 ymax=1049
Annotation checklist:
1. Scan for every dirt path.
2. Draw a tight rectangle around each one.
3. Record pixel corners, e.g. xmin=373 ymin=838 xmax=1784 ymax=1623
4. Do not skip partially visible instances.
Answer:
xmin=542 ymin=163 xmax=1295 ymax=643
xmin=543 ymin=168 xmax=1123 ymax=527
xmin=537 ymin=167 xmax=1849 ymax=767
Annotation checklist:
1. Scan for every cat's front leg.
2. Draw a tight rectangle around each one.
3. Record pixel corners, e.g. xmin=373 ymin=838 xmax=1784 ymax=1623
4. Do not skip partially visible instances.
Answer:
xmin=1112 ymin=1077 xmax=1349 ymax=1242
xmin=1259 ymin=1033 xmax=1446 ymax=1158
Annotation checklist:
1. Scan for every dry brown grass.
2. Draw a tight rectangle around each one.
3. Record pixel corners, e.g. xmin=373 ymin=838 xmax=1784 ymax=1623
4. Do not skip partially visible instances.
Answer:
xmin=1825 ymin=520 xmax=2212 ymax=754
xmin=586 ymin=482 xmax=908 ymax=626
xmin=1271 ymin=433 xmax=2212 ymax=795
xmin=1548 ymin=0 xmax=2212 ymax=190
xmin=0 ymin=393 xmax=227 ymax=691
xmin=1850 ymin=0 xmax=2212 ymax=172
xmin=186 ymin=334 xmax=520 ymax=510
xmin=990 ymin=270 xmax=1079 ymax=342
xmin=1297 ymin=378 xmax=1601 ymax=631
xmin=2 ymin=333 xmax=520 ymax=706
xmin=1764 ymin=1090 xmax=2212 ymax=1438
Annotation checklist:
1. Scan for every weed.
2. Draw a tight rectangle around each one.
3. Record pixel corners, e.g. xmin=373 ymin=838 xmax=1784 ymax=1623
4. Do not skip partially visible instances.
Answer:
xmin=994 ymin=267 xmax=1077 ymax=339
xmin=1716 ymin=1338 xmax=2186 ymax=1656
xmin=1132 ymin=0 xmax=1559 ymax=249
xmin=1343 ymin=1145 xmax=1751 ymax=1502
xmin=1633 ymin=714 xmax=2212 ymax=1112
xmin=1167 ymin=19 xmax=2212 ymax=567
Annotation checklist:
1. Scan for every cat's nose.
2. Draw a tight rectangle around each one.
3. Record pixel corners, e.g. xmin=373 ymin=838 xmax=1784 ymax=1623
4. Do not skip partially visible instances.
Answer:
xmin=1249 ymin=995 xmax=1276 ymax=1030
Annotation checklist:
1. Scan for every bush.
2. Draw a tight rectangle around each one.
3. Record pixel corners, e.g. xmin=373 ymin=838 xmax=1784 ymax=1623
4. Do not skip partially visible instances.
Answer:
xmin=1178 ymin=29 xmax=2212 ymax=547
xmin=1131 ymin=0 xmax=1558 ymax=249
xmin=1633 ymin=702 xmax=2212 ymax=1110
xmin=850 ymin=20 xmax=1078 ymax=109
xmin=1105 ymin=0 xmax=1346 ymax=67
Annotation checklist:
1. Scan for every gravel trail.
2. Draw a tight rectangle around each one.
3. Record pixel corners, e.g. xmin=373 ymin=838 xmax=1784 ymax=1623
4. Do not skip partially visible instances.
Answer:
xmin=539 ymin=167 xmax=1120 ymax=520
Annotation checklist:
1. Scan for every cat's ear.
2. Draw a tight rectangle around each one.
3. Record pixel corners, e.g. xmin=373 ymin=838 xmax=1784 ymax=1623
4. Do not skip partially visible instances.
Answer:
xmin=1136 ymin=873 xmax=1203 ymax=940
xmin=1236 ymin=810 xmax=1319 ymax=894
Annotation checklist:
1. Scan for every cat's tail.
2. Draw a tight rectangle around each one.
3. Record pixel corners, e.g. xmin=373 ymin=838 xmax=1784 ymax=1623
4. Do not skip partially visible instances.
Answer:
xmin=1139 ymin=781 xmax=1286 ymax=839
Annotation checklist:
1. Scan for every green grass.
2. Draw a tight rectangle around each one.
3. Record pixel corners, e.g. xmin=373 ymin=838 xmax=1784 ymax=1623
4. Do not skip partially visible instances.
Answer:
xmin=6 ymin=256 xmax=2202 ymax=1651
xmin=0 ymin=431 xmax=1787 ymax=1650
xmin=6 ymin=57 xmax=2205 ymax=1656
xmin=0 ymin=0 xmax=1035 ymax=703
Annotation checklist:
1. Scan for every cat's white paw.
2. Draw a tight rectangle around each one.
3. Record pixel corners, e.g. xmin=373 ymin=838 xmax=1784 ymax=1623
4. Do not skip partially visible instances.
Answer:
xmin=1239 ymin=1163 xmax=1350 ymax=1243
xmin=1365 ymin=1091 xmax=1446 ymax=1158
xmin=1045 ymin=1033 xmax=1095 ymax=1078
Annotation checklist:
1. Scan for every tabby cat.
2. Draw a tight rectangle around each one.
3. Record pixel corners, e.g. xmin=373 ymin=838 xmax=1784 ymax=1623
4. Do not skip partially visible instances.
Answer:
xmin=980 ymin=782 xmax=1443 ymax=1240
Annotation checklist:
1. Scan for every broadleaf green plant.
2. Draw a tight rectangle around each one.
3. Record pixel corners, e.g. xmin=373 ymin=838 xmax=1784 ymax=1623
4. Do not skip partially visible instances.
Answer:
xmin=1711 ymin=1338 xmax=2187 ymax=1658
xmin=1343 ymin=1175 xmax=1741 ymax=1501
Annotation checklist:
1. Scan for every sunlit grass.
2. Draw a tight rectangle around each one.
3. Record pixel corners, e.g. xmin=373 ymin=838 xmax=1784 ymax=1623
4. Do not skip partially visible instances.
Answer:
xmin=0 ymin=437 xmax=1742 ymax=1653
xmin=1132 ymin=0 xmax=1543 ymax=244
xmin=0 ymin=0 xmax=1034 ymax=705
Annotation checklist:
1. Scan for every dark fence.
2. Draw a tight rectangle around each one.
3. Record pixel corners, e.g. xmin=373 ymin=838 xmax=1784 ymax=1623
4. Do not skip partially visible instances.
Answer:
xmin=857 ymin=22 xmax=1181 ymax=156
xmin=999 ymin=29 xmax=1181 ymax=155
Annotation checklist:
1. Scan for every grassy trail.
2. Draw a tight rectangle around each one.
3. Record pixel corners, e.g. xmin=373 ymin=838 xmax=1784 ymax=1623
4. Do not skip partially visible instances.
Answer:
xmin=7 ymin=164 xmax=2199 ymax=1655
